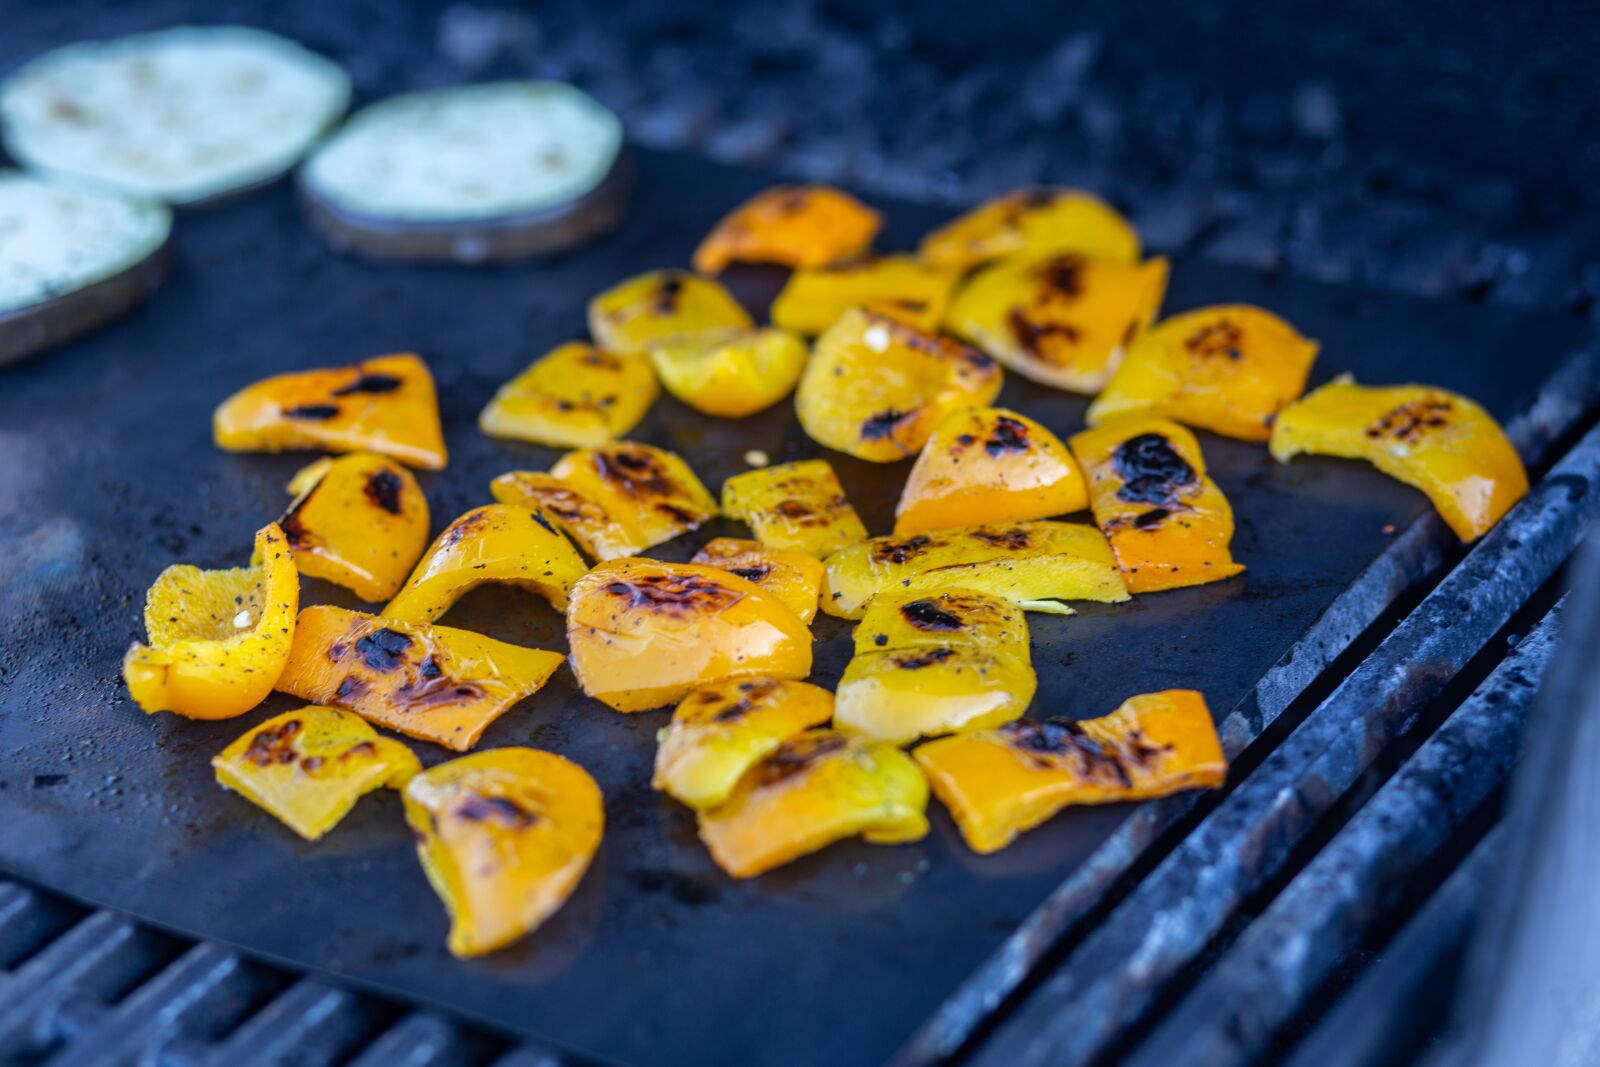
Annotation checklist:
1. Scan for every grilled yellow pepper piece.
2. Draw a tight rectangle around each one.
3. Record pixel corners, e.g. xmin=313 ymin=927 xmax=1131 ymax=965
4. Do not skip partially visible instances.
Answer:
xmin=1269 ymin=376 xmax=1528 ymax=542
xmin=566 ymin=558 xmax=813 ymax=712
xmin=795 ymin=307 xmax=1003 ymax=462
xmin=821 ymin=521 xmax=1129 ymax=619
xmin=721 ymin=458 xmax=869 ymax=558
xmin=697 ymin=730 xmax=929 ymax=879
xmin=692 ymin=184 xmax=881 ymax=274
xmin=647 ymin=327 xmax=807 ymax=418
xmin=478 ymin=342 xmax=658 ymax=448
xmin=123 ymin=523 xmax=299 ymax=720
xmin=405 ymin=748 xmax=603 ymax=958
xmin=490 ymin=470 xmax=638 ymax=561
xmin=587 ymin=269 xmax=752 ymax=355
xmin=691 ymin=537 xmax=824 ymax=624
xmin=653 ymin=678 xmax=834 ymax=809
xmin=920 ymin=187 xmax=1141 ymax=271
xmin=837 ymin=589 xmax=1035 ymax=744
xmin=1088 ymin=305 xmax=1319 ymax=441
xmin=213 ymin=706 xmax=421 ymax=841
xmin=382 ymin=504 xmax=586 ymax=623
xmin=213 ymin=353 xmax=448 ymax=470
xmin=946 ymin=253 xmax=1168 ymax=393
xmin=280 ymin=453 xmax=429 ymax=602
xmin=770 ymin=254 xmax=960 ymax=335
xmin=914 ymin=690 xmax=1228 ymax=854
xmin=1071 ymin=415 xmax=1245 ymax=594
xmin=894 ymin=407 xmax=1088 ymax=535
xmin=277 ymin=605 xmax=564 ymax=751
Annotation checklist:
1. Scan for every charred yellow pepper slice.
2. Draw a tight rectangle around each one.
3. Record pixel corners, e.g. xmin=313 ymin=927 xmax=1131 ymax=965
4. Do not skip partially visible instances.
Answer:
xmin=721 ymin=458 xmax=869 ymax=558
xmin=212 ymin=706 xmax=421 ymax=841
xmin=213 ymin=353 xmax=448 ymax=470
xmin=1070 ymin=415 xmax=1246 ymax=594
xmin=895 ymin=407 xmax=1088 ymax=535
xmin=277 ymin=605 xmax=564 ymax=751
xmin=566 ymin=558 xmax=813 ymax=713
xmin=280 ymin=453 xmax=429 ymax=602
xmin=946 ymin=253 xmax=1168 ymax=393
xmin=836 ymin=589 xmax=1035 ymax=744
xmin=691 ymin=537 xmax=824 ymax=624
xmin=697 ymin=730 xmax=929 ymax=879
xmin=920 ymin=187 xmax=1141 ymax=271
xmin=914 ymin=690 xmax=1228 ymax=854
xmin=653 ymin=678 xmax=834 ymax=809
xmin=405 ymin=748 xmax=603 ymax=958
xmin=692 ymin=184 xmax=882 ymax=275
xmin=478 ymin=342 xmax=658 ymax=448
xmin=1088 ymin=305 xmax=1319 ymax=442
xmin=490 ymin=470 xmax=638 ymax=561
xmin=587 ymin=269 xmax=753 ymax=356
xmin=647 ymin=327 xmax=807 ymax=418
xmin=821 ymin=521 xmax=1129 ymax=619
xmin=382 ymin=504 xmax=586 ymax=623
xmin=795 ymin=307 xmax=1003 ymax=462
xmin=1269 ymin=376 xmax=1528 ymax=542
xmin=123 ymin=523 xmax=299 ymax=720
xmin=770 ymin=254 xmax=960 ymax=335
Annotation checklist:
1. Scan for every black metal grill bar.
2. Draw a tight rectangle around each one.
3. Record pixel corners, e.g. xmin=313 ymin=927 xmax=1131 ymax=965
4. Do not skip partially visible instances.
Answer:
xmin=969 ymin=417 xmax=1600 ymax=1067
xmin=1123 ymin=604 xmax=1561 ymax=1067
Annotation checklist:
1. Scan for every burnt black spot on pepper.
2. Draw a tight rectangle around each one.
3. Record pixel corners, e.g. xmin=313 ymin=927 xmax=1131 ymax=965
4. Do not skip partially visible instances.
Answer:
xmin=956 ymin=433 xmax=977 ymax=447
xmin=728 ymin=565 xmax=770 ymax=582
xmin=243 ymin=718 xmax=302 ymax=766
xmin=341 ymin=741 xmax=378 ymax=759
xmin=1113 ymin=434 xmax=1197 ymax=505
xmin=606 ymin=573 xmax=741 ymax=613
xmin=419 ymin=656 xmax=444 ymax=679
xmin=363 ymin=469 xmax=404 ymax=515
xmin=871 ymin=534 xmax=936 ymax=565
xmin=656 ymin=502 xmax=700 ymax=525
xmin=529 ymin=508 xmax=556 ymax=535
xmin=711 ymin=680 xmax=780 ymax=722
xmin=893 ymin=647 xmax=957 ymax=670
xmin=1365 ymin=397 xmax=1455 ymax=444
xmin=456 ymin=794 xmax=539 ymax=828
xmin=332 ymin=373 xmax=403 ymax=396
xmin=1034 ymin=255 xmax=1085 ymax=298
xmin=355 ymin=628 xmax=413 ymax=671
xmin=874 ymin=633 xmax=888 ymax=646
xmin=283 ymin=403 xmax=340 ymax=420
xmin=860 ymin=409 xmax=911 ymax=440
xmin=753 ymin=733 xmax=848 ymax=787
xmin=594 ymin=447 xmax=685 ymax=502
xmin=1134 ymin=508 xmax=1171 ymax=529
xmin=653 ymin=276 xmax=684 ymax=315
xmin=969 ymin=527 xmax=1032 ymax=551
xmin=1184 ymin=319 xmax=1245 ymax=362
xmin=1007 ymin=309 xmax=1080 ymax=356
xmin=279 ymin=496 xmax=313 ymax=548
xmin=900 ymin=599 xmax=965 ymax=631
xmin=334 ymin=674 xmax=368 ymax=700
xmin=984 ymin=415 xmax=1031 ymax=456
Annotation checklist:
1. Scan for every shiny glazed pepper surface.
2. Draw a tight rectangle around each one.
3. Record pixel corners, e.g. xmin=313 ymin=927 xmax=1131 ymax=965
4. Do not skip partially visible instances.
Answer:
xmin=919 ymin=187 xmax=1141 ymax=271
xmin=123 ymin=523 xmax=299 ymax=720
xmin=646 ymin=327 xmax=807 ymax=418
xmin=405 ymin=748 xmax=603 ymax=958
xmin=478 ymin=342 xmax=658 ymax=449
xmin=690 ymin=536 xmax=825 ymax=624
xmin=914 ymin=689 xmax=1228 ymax=854
xmin=280 ymin=452 xmax=430 ymax=602
xmin=1269 ymin=376 xmax=1528 ymax=542
xmin=587 ymin=269 xmax=752 ymax=356
xmin=692 ymin=184 xmax=881 ymax=274
xmin=720 ymin=458 xmax=869 ymax=558
xmin=770 ymin=254 xmax=960 ymax=336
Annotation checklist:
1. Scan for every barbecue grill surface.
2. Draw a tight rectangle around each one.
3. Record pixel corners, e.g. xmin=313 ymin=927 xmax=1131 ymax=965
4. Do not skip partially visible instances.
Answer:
xmin=0 ymin=150 xmax=1584 ymax=1067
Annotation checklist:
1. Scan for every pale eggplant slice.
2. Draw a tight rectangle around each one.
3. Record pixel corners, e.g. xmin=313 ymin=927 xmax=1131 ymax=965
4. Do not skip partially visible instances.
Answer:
xmin=0 ymin=171 xmax=172 ymax=366
xmin=0 ymin=27 xmax=350 ymax=207
xmin=298 ymin=82 xmax=630 ymax=265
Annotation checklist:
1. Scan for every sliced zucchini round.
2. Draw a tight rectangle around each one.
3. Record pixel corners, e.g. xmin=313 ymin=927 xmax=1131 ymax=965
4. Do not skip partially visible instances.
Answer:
xmin=299 ymin=81 xmax=629 ymax=264
xmin=0 ymin=171 xmax=172 ymax=365
xmin=0 ymin=26 xmax=350 ymax=206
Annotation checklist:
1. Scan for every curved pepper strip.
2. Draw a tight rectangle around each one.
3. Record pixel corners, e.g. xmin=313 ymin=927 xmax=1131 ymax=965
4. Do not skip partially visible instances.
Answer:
xmin=277 ymin=605 xmax=564 ymax=751
xmin=836 ymin=588 xmax=1035 ymax=744
xmin=213 ymin=352 xmax=448 ymax=470
xmin=653 ymin=678 xmax=834 ymax=809
xmin=405 ymin=748 xmax=603 ymax=958
xmin=647 ymin=327 xmax=807 ymax=418
xmin=491 ymin=471 xmax=639 ymax=561
xmin=566 ymin=558 xmax=813 ymax=713
xmin=280 ymin=453 xmax=430 ymax=602
xmin=382 ymin=504 xmax=586 ymax=623
xmin=1268 ymin=376 xmax=1528 ymax=542
xmin=945 ymin=252 xmax=1168 ymax=393
xmin=691 ymin=184 xmax=881 ymax=274
xmin=123 ymin=523 xmax=299 ymax=720
xmin=478 ymin=342 xmax=658 ymax=449
xmin=919 ymin=187 xmax=1141 ymax=271
xmin=691 ymin=537 xmax=824 ymax=624
xmin=721 ymin=458 xmax=869 ymax=558
xmin=1070 ymin=415 xmax=1245 ymax=594
xmin=821 ymin=520 xmax=1129 ymax=620
xmin=770 ymin=254 xmax=960 ymax=336
xmin=697 ymin=729 xmax=929 ymax=879
xmin=894 ymin=407 xmax=1088 ymax=535
xmin=587 ymin=269 xmax=752 ymax=356
xmin=1088 ymin=304 xmax=1319 ymax=442
xmin=213 ymin=706 xmax=421 ymax=841
xmin=914 ymin=690 xmax=1227 ymax=854
xmin=795 ymin=307 xmax=1003 ymax=462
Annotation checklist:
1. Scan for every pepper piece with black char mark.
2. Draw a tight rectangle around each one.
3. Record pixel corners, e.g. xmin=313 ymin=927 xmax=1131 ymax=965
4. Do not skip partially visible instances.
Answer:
xmin=479 ymin=341 xmax=659 ymax=449
xmin=278 ymin=452 xmax=429 ymax=602
xmin=690 ymin=537 xmax=825 ymax=624
xmin=721 ymin=458 xmax=869 ymax=558
xmin=692 ymin=184 xmax=881 ymax=274
xmin=771 ymin=253 xmax=959 ymax=335
xmin=587 ymin=269 xmax=752 ymax=356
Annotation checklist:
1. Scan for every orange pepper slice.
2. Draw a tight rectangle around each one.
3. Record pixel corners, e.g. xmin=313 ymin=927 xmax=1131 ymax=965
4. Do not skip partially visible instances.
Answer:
xmin=478 ymin=342 xmax=658 ymax=449
xmin=280 ymin=452 xmax=430 ymax=602
xmin=721 ymin=458 xmax=869 ymax=558
xmin=920 ymin=187 xmax=1140 ymax=271
xmin=690 ymin=536 xmax=824 ymax=623
xmin=692 ymin=184 xmax=881 ymax=274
